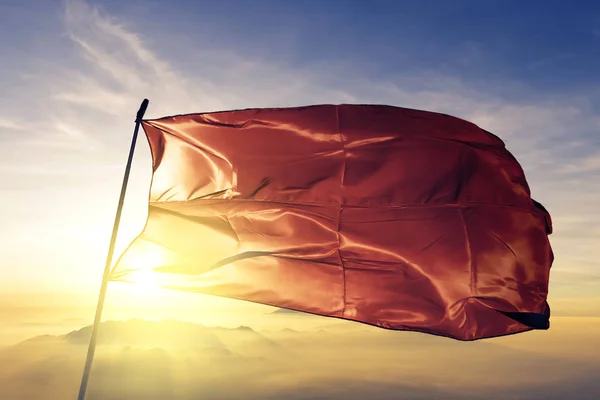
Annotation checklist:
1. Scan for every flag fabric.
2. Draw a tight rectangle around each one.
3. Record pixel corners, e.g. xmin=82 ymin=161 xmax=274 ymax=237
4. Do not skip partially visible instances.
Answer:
xmin=110 ymin=104 xmax=553 ymax=341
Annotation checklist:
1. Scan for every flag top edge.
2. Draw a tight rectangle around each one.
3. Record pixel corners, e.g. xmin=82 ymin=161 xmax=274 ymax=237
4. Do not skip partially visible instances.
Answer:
xmin=142 ymin=103 xmax=479 ymax=129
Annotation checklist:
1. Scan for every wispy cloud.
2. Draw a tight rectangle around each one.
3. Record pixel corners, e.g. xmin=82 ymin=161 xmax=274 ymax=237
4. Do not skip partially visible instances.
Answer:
xmin=558 ymin=154 xmax=600 ymax=174
xmin=0 ymin=117 xmax=26 ymax=131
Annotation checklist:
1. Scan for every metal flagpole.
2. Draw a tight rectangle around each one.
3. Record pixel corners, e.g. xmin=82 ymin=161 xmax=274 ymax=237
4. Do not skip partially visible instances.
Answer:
xmin=76 ymin=99 xmax=149 ymax=400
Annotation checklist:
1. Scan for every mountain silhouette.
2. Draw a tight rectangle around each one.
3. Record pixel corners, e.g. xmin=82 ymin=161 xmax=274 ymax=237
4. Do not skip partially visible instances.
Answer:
xmin=1 ymin=319 xmax=600 ymax=400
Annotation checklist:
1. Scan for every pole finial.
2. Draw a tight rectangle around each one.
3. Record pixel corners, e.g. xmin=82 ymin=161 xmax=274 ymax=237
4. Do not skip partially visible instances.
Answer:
xmin=136 ymin=98 xmax=150 ymax=123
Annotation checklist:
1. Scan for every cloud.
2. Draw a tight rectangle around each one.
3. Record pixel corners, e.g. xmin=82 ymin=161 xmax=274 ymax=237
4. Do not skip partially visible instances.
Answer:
xmin=558 ymin=154 xmax=600 ymax=174
xmin=62 ymin=0 xmax=188 ymax=113
xmin=0 ymin=117 xmax=25 ymax=131
xmin=59 ymin=0 xmax=228 ymax=116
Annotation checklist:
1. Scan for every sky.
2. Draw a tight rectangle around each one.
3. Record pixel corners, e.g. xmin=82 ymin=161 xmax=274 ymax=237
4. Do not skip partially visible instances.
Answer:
xmin=0 ymin=1 xmax=600 ymax=399
xmin=0 ymin=0 xmax=599 ymax=324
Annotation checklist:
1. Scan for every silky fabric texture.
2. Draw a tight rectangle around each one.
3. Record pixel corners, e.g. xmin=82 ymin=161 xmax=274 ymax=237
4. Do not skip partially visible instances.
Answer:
xmin=111 ymin=104 xmax=553 ymax=341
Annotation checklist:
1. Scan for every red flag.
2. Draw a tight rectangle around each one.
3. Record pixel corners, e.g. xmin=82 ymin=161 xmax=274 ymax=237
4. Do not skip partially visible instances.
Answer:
xmin=111 ymin=104 xmax=553 ymax=341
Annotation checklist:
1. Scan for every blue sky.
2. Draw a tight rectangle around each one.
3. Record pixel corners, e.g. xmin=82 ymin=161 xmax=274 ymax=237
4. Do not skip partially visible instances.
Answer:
xmin=67 ymin=0 xmax=600 ymax=92
xmin=0 ymin=0 xmax=599 ymax=315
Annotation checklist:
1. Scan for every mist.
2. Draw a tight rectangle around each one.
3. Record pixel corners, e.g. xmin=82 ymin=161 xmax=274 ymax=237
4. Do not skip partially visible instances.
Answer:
xmin=1 ymin=315 xmax=599 ymax=400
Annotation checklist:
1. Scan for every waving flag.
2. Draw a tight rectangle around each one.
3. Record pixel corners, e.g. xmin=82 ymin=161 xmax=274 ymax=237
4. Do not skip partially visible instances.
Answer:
xmin=110 ymin=104 xmax=553 ymax=341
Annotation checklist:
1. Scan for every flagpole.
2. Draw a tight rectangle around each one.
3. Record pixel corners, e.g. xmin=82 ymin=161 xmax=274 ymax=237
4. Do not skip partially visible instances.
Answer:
xmin=76 ymin=99 xmax=149 ymax=400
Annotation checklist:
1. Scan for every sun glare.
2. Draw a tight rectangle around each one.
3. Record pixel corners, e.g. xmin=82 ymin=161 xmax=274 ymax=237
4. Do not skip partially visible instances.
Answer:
xmin=117 ymin=244 xmax=169 ymax=296
xmin=128 ymin=269 xmax=161 ymax=295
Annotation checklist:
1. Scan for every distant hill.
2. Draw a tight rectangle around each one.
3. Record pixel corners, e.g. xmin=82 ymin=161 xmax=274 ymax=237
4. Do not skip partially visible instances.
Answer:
xmin=2 ymin=319 xmax=600 ymax=400
xmin=65 ymin=319 xmax=226 ymax=348
xmin=15 ymin=319 xmax=278 ymax=357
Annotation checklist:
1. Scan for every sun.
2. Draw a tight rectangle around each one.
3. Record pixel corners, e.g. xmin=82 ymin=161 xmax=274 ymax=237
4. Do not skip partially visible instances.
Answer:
xmin=127 ymin=269 xmax=162 ymax=294
xmin=114 ymin=239 xmax=169 ymax=296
